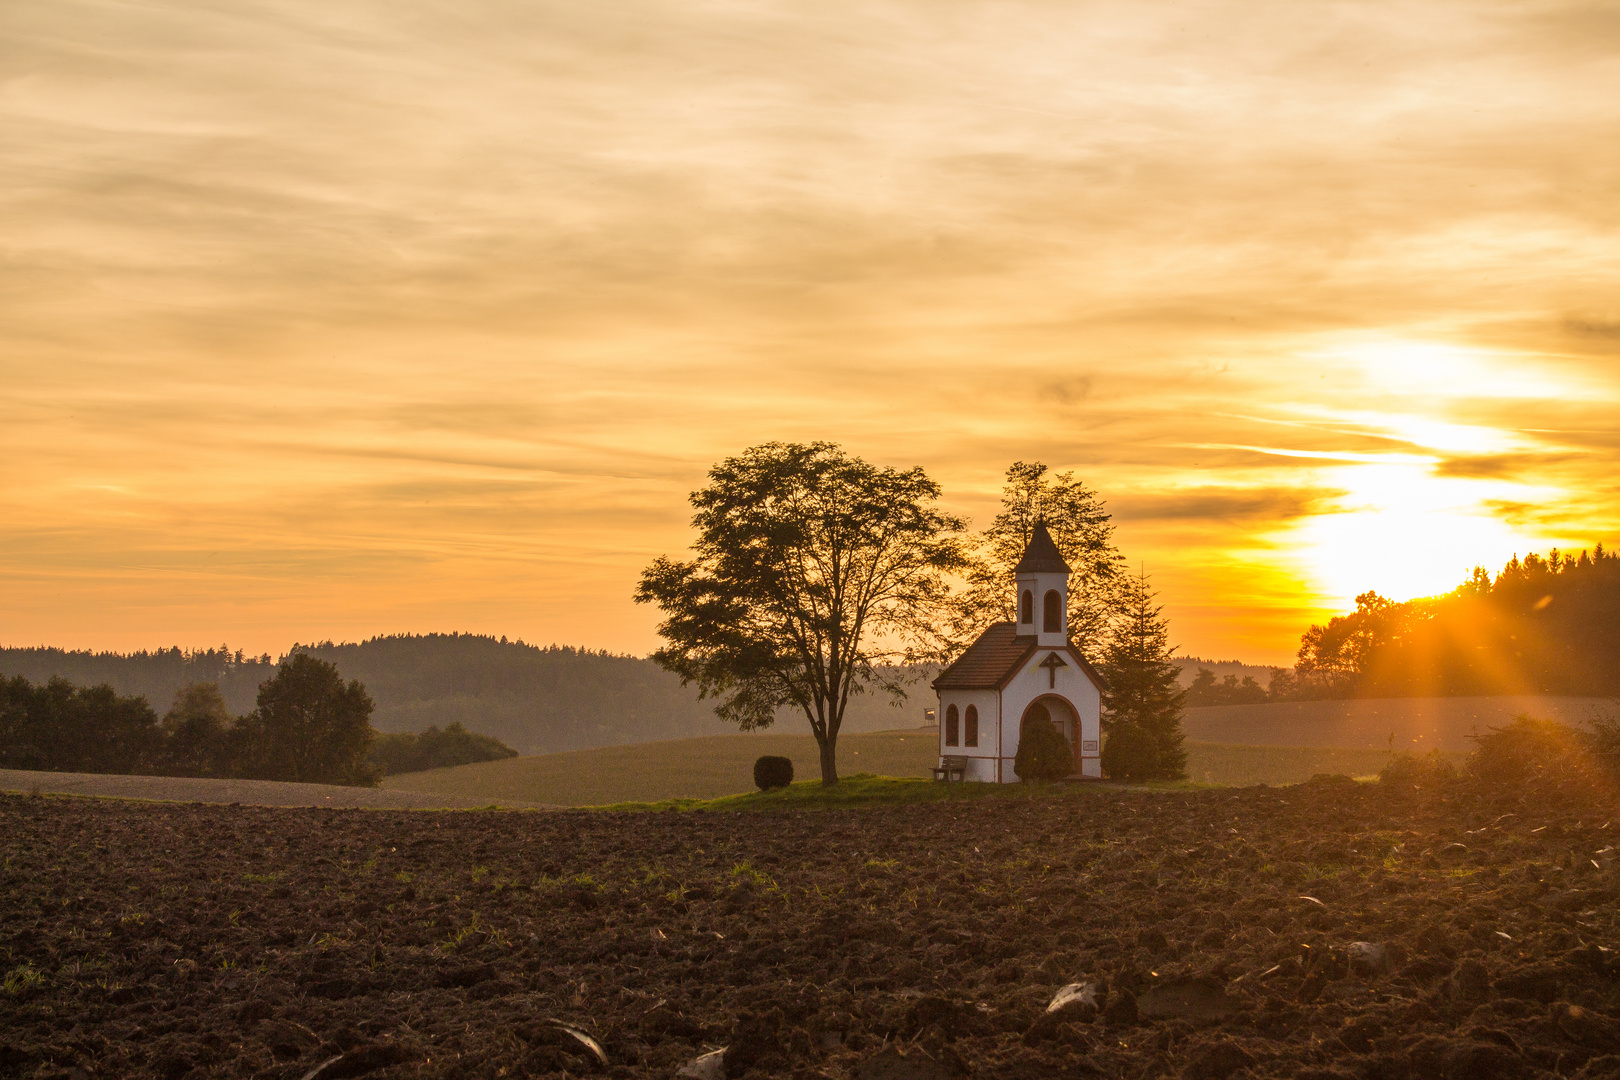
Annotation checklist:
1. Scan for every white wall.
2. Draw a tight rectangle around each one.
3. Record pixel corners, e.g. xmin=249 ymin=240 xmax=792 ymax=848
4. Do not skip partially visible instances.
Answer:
xmin=1000 ymin=649 xmax=1103 ymax=780
xmin=937 ymin=688 xmax=1001 ymax=761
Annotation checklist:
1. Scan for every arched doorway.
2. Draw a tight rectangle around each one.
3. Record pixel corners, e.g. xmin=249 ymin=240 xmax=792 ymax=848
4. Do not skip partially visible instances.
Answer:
xmin=1020 ymin=696 xmax=1081 ymax=775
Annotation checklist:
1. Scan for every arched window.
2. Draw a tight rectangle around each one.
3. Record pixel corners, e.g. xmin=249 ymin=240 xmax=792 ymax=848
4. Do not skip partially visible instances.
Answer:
xmin=1020 ymin=590 xmax=1033 ymax=625
xmin=964 ymin=705 xmax=979 ymax=747
xmin=945 ymin=704 xmax=960 ymax=747
xmin=1043 ymin=590 xmax=1063 ymax=633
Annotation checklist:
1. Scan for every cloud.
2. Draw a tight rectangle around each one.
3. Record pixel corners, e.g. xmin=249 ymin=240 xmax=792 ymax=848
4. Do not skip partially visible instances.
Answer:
xmin=1433 ymin=452 xmax=1585 ymax=480
xmin=2 ymin=0 xmax=1618 ymax=661
xmin=1111 ymin=487 xmax=1338 ymax=523
xmin=1564 ymin=314 xmax=1620 ymax=341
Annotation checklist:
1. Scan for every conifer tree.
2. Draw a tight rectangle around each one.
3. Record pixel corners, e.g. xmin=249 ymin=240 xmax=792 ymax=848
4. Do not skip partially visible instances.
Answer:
xmin=1100 ymin=573 xmax=1187 ymax=780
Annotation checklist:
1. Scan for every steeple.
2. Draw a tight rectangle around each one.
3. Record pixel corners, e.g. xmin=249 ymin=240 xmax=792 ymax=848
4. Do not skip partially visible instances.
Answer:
xmin=1014 ymin=521 xmax=1071 ymax=574
xmin=1014 ymin=521 xmax=1070 ymax=646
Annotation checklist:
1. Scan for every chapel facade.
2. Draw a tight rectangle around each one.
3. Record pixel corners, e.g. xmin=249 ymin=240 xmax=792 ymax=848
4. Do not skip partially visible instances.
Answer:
xmin=932 ymin=522 xmax=1105 ymax=782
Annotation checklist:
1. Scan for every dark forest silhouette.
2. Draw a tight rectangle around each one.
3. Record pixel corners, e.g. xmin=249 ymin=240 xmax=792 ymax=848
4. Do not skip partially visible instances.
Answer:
xmin=1216 ymin=545 xmax=1620 ymax=702
xmin=1277 ymin=544 xmax=1620 ymax=698
xmin=0 ymin=634 xmax=928 ymax=759
xmin=0 ymin=657 xmax=383 ymax=784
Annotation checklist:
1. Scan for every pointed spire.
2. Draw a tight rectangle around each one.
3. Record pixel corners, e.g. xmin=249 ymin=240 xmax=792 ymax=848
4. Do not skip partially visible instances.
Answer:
xmin=1014 ymin=520 xmax=1071 ymax=574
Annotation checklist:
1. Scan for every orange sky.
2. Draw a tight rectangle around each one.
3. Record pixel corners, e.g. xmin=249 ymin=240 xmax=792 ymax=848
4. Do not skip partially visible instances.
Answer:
xmin=3 ymin=1 xmax=1617 ymax=665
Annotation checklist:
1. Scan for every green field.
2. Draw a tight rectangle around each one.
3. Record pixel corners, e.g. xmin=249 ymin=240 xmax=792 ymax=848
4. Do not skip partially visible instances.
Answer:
xmin=380 ymin=726 xmax=1458 ymax=806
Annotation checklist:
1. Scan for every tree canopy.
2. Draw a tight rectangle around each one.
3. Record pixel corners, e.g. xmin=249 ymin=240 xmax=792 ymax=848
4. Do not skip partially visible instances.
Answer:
xmin=1273 ymin=544 xmax=1620 ymax=699
xmin=955 ymin=461 xmax=1127 ymax=651
xmin=236 ymin=654 xmax=381 ymax=786
xmin=636 ymin=442 xmax=967 ymax=784
xmin=0 ymin=675 xmax=162 ymax=774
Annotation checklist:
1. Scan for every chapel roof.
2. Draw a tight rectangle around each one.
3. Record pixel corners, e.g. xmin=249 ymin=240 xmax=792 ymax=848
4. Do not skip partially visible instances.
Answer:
xmin=931 ymin=622 xmax=1109 ymax=691
xmin=1013 ymin=522 xmax=1071 ymax=574
xmin=933 ymin=622 xmax=1030 ymax=690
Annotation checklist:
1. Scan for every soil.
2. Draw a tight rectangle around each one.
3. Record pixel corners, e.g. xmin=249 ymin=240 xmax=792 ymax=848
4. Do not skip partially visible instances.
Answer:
xmin=4 ymin=779 xmax=1620 ymax=1080
xmin=0 ymin=769 xmax=555 ymax=810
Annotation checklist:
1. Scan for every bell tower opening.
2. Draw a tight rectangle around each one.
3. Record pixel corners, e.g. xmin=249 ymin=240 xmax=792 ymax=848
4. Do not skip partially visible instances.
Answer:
xmin=1014 ymin=521 xmax=1071 ymax=646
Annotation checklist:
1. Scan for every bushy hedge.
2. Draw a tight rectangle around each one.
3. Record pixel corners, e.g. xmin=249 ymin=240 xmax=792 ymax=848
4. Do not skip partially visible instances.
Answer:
xmin=754 ymin=755 xmax=793 ymax=790
xmin=1467 ymin=715 xmax=1603 ymax=791
xmin=368 ymin=722 xmax=518 ymax=776
xmin=1378 ymin=713 xmax=1620 ymax=807
xmin=1100 ymin=724 xmax=1159 ymax=782
xmin=1378 ymin=749 xmax=1457 ymax=789
xmin=1014 ymin=715 xmax=1073 ymax=781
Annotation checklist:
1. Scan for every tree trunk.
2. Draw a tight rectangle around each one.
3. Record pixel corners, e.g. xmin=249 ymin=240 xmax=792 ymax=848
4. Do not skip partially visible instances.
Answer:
xmin=818 ymin=732 xmax=839 ymax=786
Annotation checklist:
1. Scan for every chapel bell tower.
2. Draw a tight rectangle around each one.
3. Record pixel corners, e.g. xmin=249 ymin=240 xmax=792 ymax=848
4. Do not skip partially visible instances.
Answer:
xmin=1014 ymin=521 xmax=1071 ymax=648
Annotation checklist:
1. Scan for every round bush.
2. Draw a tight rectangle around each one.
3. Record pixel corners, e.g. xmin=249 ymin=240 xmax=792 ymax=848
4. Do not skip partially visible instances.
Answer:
xmin=1379 ymin=749 xmax=1457 ymax=789
xmin=1014 ymin=715 xmax=1073 ymax=781
xmin=1101 ymin=725 xmax=1159 ymax=782
xmin=753 ymin=755 xmax=794 ymax=791
xmin=1467 ymin=715 xmax=1590 ymax=789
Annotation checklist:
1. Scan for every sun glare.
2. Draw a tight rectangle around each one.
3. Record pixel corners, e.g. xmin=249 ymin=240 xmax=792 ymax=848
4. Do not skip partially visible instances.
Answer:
xmin=1286 ymin=461 xmax=1548 ymax=606
xmin=1322 ymin=339 xmax=1568 ymax=401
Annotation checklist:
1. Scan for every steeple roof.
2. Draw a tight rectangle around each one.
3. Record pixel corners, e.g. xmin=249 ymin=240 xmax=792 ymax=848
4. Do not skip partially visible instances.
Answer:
xmin=1013 ymin=521 xmax=1071 ymax=574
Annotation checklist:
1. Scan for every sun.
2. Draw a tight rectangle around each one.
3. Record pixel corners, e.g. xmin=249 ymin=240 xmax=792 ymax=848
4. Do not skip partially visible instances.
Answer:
xmin=1285 ymin=461 xmax=1546 ymax=606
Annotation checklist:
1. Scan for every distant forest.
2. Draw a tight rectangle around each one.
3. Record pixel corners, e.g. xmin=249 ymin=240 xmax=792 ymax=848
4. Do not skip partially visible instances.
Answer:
xmin=0 ymin=634 xmax=933 ymax=755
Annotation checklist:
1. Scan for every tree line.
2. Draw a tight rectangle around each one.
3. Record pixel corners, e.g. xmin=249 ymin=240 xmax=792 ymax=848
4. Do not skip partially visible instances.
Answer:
xmin=1278 ymin=545 xmax=1620 ymax=699
xmin=0 ymin=655 xmax=517 ymax=785
xmin=0 ymin=635 xmax=924 ymax=756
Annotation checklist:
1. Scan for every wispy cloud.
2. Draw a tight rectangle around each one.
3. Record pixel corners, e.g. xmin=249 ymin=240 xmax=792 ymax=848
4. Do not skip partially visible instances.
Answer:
xmin=2 ymin=0 xmax=1617 ymax=662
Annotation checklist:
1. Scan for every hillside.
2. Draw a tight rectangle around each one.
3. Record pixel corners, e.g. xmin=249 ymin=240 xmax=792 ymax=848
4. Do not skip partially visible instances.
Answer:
xmin=0 ymin=636 xmax=934 ymax=755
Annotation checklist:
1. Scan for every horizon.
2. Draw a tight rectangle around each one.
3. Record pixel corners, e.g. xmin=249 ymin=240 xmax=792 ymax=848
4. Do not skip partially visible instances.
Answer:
xmin=5 ymin=2 xmax=1617 ymax=666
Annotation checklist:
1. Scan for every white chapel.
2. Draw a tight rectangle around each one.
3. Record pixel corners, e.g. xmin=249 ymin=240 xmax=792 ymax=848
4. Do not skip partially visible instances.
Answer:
xmin=933 ymin=522 xmax=1106 ymax=782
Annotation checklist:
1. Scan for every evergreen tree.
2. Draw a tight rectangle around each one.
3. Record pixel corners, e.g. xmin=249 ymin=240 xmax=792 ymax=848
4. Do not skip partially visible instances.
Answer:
xmin=1100 ymin=573 xmax=1187 ymax=780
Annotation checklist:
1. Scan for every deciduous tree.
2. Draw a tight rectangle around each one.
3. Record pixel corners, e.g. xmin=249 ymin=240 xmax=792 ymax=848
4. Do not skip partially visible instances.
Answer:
xmin=237 ymin=654 xmax=381 ymax=786
xmin=636 ymin=442 xmax=967 ymax=785
xmin=161 ymin=682 xmax=234 ymax=777
xmin=954 ymin=461 xmax=1127 ymax=652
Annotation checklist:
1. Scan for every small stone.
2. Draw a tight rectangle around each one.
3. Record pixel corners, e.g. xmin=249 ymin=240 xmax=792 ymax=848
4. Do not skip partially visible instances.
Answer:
xmin=546 ymin=1023 xmax=608 ymax=1068
xmin=1046 ymin=982 xmax=1100 ymax=1017
xmin=676 ymin=1048 xmax=726 ymax=1080
xmin=1346 ymin=942 xmax=1390 ymax=976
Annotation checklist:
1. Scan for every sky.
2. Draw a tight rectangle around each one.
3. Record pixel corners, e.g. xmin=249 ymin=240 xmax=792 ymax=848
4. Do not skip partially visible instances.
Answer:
xmin=3 ymin=0 xmax=1617 ymax=666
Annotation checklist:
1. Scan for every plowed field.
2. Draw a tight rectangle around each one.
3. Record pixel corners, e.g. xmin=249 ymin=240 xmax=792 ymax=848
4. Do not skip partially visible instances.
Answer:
xmin=5 ymin=781 xmax=1620 ymax=1079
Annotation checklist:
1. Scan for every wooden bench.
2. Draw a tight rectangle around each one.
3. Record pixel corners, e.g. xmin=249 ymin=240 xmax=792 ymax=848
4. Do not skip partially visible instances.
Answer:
xmin=932 ymin=755 xmax=968 ymax=782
